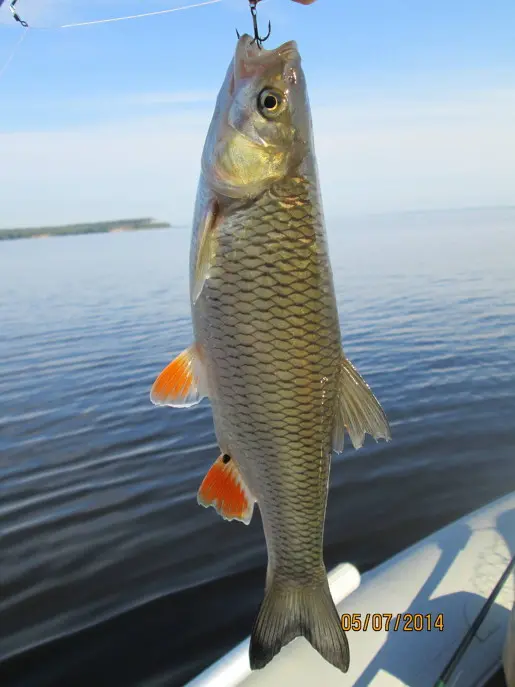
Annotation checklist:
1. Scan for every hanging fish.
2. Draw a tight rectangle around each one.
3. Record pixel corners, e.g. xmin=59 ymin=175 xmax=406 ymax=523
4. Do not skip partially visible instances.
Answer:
xmin=151 ymin=34 xmax=391 ymax=673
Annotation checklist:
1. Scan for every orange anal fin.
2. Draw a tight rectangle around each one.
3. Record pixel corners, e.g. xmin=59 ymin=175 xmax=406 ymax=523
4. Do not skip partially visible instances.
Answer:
xmin=197 ymin=455 xmax=255 ymax=525
xmin=150 ymin=343 xmax=207 ymax=408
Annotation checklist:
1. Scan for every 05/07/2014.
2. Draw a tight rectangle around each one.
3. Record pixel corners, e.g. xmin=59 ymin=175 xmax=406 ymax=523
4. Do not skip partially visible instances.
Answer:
xmin=340 ymin=613 xmax=445 ymax=632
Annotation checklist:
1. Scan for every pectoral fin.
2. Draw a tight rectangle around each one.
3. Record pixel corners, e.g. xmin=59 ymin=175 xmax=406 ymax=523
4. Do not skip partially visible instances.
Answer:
xmin=192 ymin=198 xmax=220 ymax=304
xmin=150 ymin=343 xmax=208 ymax=408
xmin=197 ymin=454 xmax=256 ymax=525
xmin=332 ymin=354 xmax=391 ymax=452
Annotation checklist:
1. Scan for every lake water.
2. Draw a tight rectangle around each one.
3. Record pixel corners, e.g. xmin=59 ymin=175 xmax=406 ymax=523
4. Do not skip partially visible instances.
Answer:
xmin=1 ymin=208 xmax=515 ymax=686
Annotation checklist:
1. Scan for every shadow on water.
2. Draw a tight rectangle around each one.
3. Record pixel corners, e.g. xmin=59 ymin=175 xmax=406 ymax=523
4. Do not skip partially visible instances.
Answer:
xmin=0 ymin=564 xmax=265 ymax=687
xmin=354 ymin=505 xmax=515 ymax=686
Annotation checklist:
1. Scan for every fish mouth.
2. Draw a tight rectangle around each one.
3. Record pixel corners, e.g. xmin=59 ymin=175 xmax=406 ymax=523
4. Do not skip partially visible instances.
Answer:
xmin=234 ymin=34 xmax=300 ymax=82
xmin=235 ymin=34 xmax=299 ymax=58
xmin=234 ymin=33 xmax=261 ymax=61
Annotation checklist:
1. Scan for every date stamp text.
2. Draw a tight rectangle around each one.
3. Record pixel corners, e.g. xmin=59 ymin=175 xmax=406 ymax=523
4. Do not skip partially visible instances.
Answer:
xmin=340 ymin=613 xmax=444 ymax=632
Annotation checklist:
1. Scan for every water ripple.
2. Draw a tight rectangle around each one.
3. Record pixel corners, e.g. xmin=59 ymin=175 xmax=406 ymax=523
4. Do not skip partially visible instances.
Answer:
xmin=1 ymin=219 xmax=515 ymax=685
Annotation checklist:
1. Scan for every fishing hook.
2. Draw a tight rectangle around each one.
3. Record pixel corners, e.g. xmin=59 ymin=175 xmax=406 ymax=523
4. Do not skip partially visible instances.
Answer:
xmin=10 ymin=0 xmax=28 ymax=27
xmin=236 ymin=0 xmax=271 ymax=48
xmin=249 ymin=0 xmax=271 ymax=47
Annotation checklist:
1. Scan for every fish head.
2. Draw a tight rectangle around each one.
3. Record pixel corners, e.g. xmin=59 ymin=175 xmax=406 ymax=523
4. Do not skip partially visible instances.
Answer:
xmin=201 ymin=35 xmax=312 ymax=200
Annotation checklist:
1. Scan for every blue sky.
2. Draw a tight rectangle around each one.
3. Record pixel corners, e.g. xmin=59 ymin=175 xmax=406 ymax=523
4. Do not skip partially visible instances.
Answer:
xmin=1 ymin=0 xmax=515 ymax=228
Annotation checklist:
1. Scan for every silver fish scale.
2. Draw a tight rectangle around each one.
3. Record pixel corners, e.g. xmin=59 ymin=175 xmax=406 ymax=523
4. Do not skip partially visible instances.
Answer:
xmin=194 ymin=174 xmax=342 ymax=587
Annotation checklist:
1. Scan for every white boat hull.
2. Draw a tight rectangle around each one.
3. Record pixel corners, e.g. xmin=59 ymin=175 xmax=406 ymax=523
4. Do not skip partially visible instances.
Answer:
xmin=188 ymin=492 xmax=515 ymax=686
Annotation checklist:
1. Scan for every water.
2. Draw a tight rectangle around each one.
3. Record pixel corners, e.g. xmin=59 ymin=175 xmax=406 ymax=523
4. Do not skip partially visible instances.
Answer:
xmin=1 ymin=209 xmax=515 ymax=686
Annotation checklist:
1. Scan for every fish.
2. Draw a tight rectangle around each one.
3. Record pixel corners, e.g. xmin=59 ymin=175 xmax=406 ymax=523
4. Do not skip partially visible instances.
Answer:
xmin=150 ymin=34 xmax=391 ymax=673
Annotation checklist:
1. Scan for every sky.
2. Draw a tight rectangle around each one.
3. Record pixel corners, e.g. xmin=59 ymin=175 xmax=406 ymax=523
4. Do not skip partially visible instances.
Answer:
xmin=0 ymin=0 xmax=515 ymax=228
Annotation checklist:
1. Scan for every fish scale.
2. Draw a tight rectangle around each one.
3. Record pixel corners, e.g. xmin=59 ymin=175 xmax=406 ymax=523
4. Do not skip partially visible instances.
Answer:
xmin=194 ymin=174 xmax=342 ymax=586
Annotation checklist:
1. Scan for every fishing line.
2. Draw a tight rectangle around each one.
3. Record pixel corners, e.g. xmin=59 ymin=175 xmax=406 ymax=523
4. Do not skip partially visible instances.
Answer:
xmin=0 ymin=0 xmax=224 ymax=29
xmin=2 ymin=0 xmax=274 ymax=31
xmin=59 ymin=0 xmax=223 ymax=28
xmin=0 ymin=0 xmax=224 ymax=73
xmin=0 ymin=0 xmax=273 ymax=83
xmin=0 ymin=25 xmax=28 ymax=81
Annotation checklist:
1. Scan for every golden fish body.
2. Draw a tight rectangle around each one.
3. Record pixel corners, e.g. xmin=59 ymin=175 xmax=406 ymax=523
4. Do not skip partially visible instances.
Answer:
xmin=192 ymin=170 xmax=341 ymax=578
xmin=152 ymin=35 xmax=390 ymax=674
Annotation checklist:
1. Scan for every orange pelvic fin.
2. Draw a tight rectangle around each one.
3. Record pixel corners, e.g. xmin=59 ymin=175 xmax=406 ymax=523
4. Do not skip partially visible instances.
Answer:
xmin=197 ymin=454 xmax=255 ymax=525
xmin=150 ymin=343 xmax=207 ymax=408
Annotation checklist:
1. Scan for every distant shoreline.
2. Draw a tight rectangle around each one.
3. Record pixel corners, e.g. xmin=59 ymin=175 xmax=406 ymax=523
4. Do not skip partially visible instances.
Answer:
xmin=0 ymin=218 xmax=172 ymax=241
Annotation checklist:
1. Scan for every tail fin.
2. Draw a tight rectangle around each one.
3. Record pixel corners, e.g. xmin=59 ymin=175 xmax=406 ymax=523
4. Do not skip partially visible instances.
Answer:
xmin=249 ymin=578 xmax=349 ymax=673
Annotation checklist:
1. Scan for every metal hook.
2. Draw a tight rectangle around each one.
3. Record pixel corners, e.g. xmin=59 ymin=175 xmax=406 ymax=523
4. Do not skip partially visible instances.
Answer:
xmin=236 ymin=1 xmax=271 ymax=48
xmin=249 ymin=1 xmax=271 ymax=48
xmin=10 ymin=0 xmax=28 ymax=27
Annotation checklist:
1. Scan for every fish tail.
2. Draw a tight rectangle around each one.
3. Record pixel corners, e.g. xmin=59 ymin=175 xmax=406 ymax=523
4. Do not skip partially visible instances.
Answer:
xmin=249 ymin=576 xmax=349 ymax=673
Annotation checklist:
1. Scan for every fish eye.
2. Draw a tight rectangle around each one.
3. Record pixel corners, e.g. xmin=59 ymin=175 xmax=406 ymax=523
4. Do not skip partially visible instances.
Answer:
xmin=257 ymin=88 xmax=283 ymax=118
